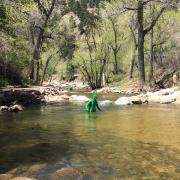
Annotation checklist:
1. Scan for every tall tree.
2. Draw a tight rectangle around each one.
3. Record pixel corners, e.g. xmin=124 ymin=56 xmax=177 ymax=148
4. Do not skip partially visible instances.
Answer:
xmin=29 ymin=0 xmax=56 ymax=84
xmin=123 ymin=0 xmax=178 ymax=88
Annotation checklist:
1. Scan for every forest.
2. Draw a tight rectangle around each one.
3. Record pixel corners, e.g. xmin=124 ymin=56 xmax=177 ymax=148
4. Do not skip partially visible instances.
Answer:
xmin=0 ymin=0 xmax=180 ymax=90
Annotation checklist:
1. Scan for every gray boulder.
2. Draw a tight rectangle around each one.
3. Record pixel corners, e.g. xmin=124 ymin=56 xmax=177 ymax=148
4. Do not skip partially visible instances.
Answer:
xmin=114 ymin=97 xmax=132 ymax=106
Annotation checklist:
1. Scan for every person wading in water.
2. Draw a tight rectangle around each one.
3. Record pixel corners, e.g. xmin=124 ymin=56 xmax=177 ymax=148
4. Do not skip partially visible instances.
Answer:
xmin=85 ymin=94 xmax=101 ymax=113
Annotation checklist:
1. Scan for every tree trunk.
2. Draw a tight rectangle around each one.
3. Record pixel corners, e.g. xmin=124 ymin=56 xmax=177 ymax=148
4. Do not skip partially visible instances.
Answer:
xmin=149 ymin=28 xmax=154 ymax=83
xmin=29 ymin=0 xmax=56 ymax=85
xmin=40 ymin=54 xmax=53 ymax=85
xmin=30 ymin=40 xmax=41 ymax=84
xmin=130 ymin=52 xmax=136 ymax=79
xmin=137 ymin=0 xmax=146 ymax=88
xmin=113 ymin=49 xmax=118 ymax=74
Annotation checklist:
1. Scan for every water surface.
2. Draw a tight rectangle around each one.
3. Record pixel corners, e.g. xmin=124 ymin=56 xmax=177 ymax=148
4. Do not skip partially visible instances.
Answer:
xmin=0 ymin=100 xmax=180 ymax=179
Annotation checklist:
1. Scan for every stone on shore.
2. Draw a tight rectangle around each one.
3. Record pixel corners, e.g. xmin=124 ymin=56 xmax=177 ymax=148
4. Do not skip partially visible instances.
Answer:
xmin=69 ymin=95 xmax=89 ymax=102
xmin=114 ymin=97 xmax=132 ymax=106
xmin=153 ymin=88 xmax=175 ymax=96
xmin=95 ymin=87 xmax=121 ymax=94
xmin=147 ymin=95 xmax=176 ymax=104
xmin=44 ymin=95 xmax=70 ymax=103
xmin=0 ymin=106 xmax=8 ymax=111
xmin=8 ymin=104 xmax=23 ymax=112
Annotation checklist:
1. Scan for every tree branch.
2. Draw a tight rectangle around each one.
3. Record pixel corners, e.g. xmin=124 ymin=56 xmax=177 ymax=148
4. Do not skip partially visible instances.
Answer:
xmin=123 ymin=6 xmax=137 ymax=11
xmin=35 ymin=0 xmax=48 ymax=17
xmin=143 ymin=6 xmax=166 ymax=35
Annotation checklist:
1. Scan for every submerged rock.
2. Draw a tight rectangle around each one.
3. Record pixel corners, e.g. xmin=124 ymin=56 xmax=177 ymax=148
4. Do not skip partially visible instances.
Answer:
xmin=49 ymin=167 xmax=85 ymax=180
xmin=114 ymin=97 xmax=132 ymax=106
xmin=8 ymin=104 xmax=23 ymax=112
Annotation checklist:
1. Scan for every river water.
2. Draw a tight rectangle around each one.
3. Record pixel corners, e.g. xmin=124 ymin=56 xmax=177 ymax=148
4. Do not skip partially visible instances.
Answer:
xmin=0 ymin=96 xmax=180 ymax=179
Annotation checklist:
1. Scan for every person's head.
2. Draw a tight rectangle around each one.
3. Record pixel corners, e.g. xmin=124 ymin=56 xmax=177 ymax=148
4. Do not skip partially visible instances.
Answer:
xmin=92 ymin=94 xmax=97 ymax=101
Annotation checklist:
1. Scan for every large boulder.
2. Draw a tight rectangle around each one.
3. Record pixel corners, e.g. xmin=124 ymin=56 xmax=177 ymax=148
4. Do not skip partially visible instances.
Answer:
xmin=148 ymin=95 xmax=176 ymax=104
xmin=0 ymin=88 xmax=44 ymax=106
xmin=129 ymin=95 xmax=148 ymax=104
xmin=172 ymin=91 xmax=180 ymax=104
xmin=129 ymin=96 xmax=142 ymax=104
xmin=8 ymin=104 xmax=23 ymax=112
xmin=114 ymin=97 xmax=132 ymax=106
xmin=99 ymin=100 xmax=113 ymax=106
xmin=154 ymin=88 xmax=175 ymax=96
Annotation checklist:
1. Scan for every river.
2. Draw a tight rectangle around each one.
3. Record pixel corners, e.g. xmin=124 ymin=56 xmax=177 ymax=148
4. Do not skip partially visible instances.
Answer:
xmin=0 ymin=96 xmax=180 ymax=179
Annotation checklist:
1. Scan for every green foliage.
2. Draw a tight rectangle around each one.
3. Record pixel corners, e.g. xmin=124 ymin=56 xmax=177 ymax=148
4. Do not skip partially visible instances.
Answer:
xmin=0 ymin=0 xmax=179 ymax=87
xmin=0 ymin=2 xmax=7 ymax=31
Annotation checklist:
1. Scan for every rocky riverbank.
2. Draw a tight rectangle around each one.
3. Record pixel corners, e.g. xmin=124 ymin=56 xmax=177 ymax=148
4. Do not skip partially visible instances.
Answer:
xmin=115 ymin=87 xmax=180 ymax=105
xmin=0 ymin=85 xmax=180 ymax=113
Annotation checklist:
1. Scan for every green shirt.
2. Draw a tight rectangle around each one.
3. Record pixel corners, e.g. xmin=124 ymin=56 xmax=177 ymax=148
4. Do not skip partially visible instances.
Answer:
xmin=85 ymin=95 xmax=101 ymax=113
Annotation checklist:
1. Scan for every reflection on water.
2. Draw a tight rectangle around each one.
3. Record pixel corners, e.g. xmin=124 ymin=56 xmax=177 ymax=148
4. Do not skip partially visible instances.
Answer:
xmin=0 ymin=103 xmax=180 ymax=179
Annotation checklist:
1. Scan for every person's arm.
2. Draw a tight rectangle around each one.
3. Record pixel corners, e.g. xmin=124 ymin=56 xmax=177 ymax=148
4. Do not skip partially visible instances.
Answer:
xmin=96 ymin=102 xmax=101 ymax=111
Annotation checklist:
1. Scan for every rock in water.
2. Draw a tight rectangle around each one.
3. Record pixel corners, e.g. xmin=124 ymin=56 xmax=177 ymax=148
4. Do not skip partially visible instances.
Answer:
xmin=129 ymin=95 xmax=148 ymax=104
xmin=99 ymin=100 xmax=113 ymax=106
xmin=114 ymin=97 xmax=132 ymax=106
xmin=0 ymin=106 xmax=8 ymax=111
xmin=8 ymin=104 xmax=23 ymax=112
xmin=49 ymin=167 xmax=86 ymax=180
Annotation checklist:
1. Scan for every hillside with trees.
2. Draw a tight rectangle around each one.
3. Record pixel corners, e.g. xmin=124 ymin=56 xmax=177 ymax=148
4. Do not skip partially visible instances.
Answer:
xmin=0 ymin=0 xmax=180 ymax=90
